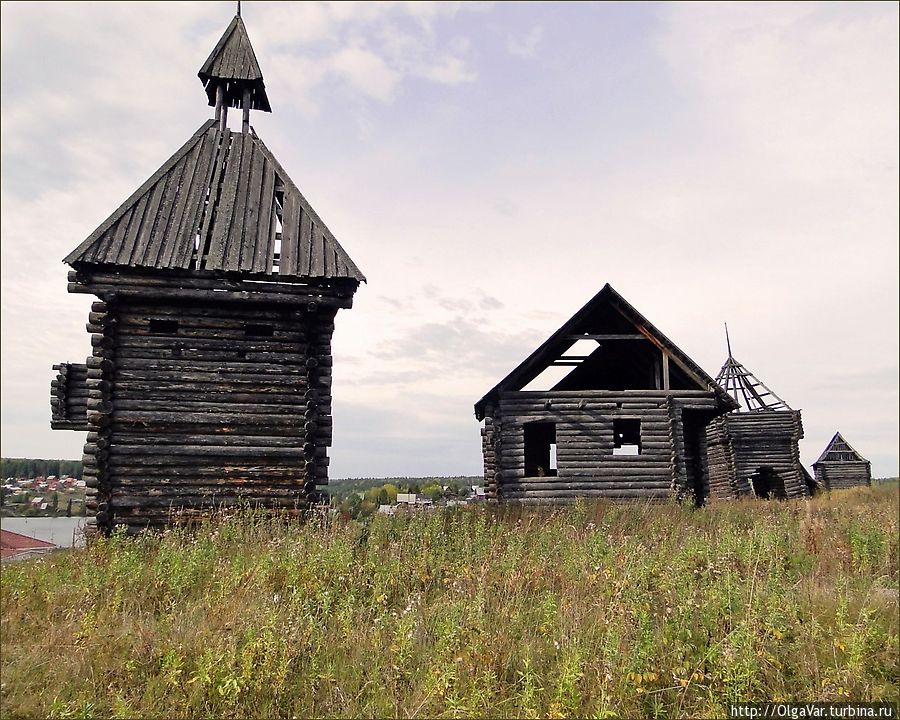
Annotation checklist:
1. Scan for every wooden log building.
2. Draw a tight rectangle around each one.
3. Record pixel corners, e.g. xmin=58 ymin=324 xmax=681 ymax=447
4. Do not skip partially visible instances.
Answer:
xmin=705 ymin=331 xmax=812 ymax=499
xmin=50 ymin=10 xmax=364 ymax=534
xmin=813 ymin=432 xmax=872 ymax=490
xmin=474 ymin=284 xmax=738 ymax=505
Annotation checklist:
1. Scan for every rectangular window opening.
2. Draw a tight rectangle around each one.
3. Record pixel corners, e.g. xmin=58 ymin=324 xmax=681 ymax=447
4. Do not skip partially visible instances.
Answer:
xmin=245 ymin=323 xmax=274 ymax=338
xmin=613 ymin=418 xmax=641 ymax=456
xmin=148 ymin=318 xmax=179 ymax=334
xmin=524 ymin=421 xmax=557 ymax=477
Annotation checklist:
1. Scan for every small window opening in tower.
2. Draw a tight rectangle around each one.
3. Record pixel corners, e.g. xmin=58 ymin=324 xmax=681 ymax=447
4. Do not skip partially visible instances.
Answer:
xmin=524 ymin=421 xmax=557 ymax=477
xmin=245 ymin=323 xmax=274 ymax=338
xmin=612 ymin=418 xmax=641 ymax=456
xmin=148 ymin=319 xmax=179 ymax=335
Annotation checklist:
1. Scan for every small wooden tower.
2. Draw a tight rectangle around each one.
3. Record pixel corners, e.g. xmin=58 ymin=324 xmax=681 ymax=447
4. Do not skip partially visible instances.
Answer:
xmin=50 ymin=10 xmax=365 ymax=534
xmin=705 ymin=330 xmax=810 ymax=499
xmin=813 ymin=432 xmax=872 ymax=490
xmin=474 ymin=284 xmax=737 ymax=505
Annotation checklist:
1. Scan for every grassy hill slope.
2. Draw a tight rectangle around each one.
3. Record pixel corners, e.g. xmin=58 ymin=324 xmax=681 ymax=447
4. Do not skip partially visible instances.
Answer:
xmin=1 ymin=485 xmax=897 ymax=718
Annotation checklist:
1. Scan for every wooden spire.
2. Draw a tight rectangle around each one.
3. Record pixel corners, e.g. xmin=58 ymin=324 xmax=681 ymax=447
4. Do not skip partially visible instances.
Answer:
xmin=199 ymin=11 xmax=272 ymax=127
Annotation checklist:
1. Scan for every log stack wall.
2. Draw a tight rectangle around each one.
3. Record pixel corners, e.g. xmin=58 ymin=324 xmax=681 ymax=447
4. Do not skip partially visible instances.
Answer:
xmin=50 ymin=363 xmax=90 ymax=430
xmin=814 ymin=462 xmax=871 ymax=490
xmin=488 ymin=390 xmax=721 ymax=503
xmin=81 ymin=297 xmax=335 ymax=534
xmin=706 ymin=410 xmax=807 ymax=499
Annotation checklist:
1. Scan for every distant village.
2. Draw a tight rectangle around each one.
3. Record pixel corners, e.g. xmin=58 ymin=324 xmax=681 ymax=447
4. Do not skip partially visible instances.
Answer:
xmin=329 ymin=477 xmax=487 ymax=520
xmin=1 ymin=474 xmax=88 ymax=518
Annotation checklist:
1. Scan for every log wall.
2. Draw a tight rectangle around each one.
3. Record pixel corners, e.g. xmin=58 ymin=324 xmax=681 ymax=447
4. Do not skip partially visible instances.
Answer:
xmin=706 ymin=410 xmax=807 ymax=500
xmin=50 ymin=363 xmax=90 ymax=430
xmin=814 ymin=462 xmax=871 ymax=491
xmin=486 ymin=390 xmax=723 ymax=503
xmin=80 ymin=296 xmax=336 ymax=534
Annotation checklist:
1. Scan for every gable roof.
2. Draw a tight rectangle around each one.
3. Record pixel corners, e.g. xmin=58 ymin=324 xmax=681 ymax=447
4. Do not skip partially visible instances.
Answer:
xmin=474 ymin=283 xmax=737 ymax=418
xmin=64 ymin=121 xmax=365 ymax=282
xmin=198 ymin=15 xmax=271 ymax=112
xmin=813 ymin=432 xmax=870 ymax=466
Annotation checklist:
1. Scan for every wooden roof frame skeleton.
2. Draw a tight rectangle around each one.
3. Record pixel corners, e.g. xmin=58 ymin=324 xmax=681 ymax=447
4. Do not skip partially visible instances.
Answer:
xmin=474 ymin=283 xmax=737 ymax=420
xmin=714 ymin=325 xmax=792 ymax=413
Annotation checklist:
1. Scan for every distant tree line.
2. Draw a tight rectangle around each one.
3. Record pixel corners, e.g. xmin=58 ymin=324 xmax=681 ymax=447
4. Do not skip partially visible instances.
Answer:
xmin=1 ymin=458 xmax=83 ymax=480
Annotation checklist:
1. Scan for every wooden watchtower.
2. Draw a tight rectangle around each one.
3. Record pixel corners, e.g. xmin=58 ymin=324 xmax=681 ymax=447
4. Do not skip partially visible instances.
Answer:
xmin=50 ymin=10 xmax=365 ymax=534
xmin=813 ymin=432 xmax=872 ymax=490
xmin=705 ymin=330 xmax=810 ymax=499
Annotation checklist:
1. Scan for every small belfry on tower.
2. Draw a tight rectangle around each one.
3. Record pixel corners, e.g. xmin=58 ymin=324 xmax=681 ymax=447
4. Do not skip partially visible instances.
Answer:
xmin=50 ymin=7 xmax=365 ymax=535
xmin=705 ymin=326 xmax=815 ymax=500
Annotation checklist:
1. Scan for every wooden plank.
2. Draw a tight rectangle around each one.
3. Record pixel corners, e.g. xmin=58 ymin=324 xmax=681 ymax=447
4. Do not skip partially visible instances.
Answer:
xmin=565 ymin=334 xmax=646 ymax=340
xmin=191 ymin=128 xmax=231 ymax=268
xmin=252 ymin=159 xmax=276 ymax=273
xmin=297 ymin=209 xmax=312 ymax=276
xmin=223 ymin=135 xmax=254 ymax=270
xmin=127 ymin=181 xmax=166 ymax=266
xmin=142 ymin=146 xmax=195 ymax=267
xmin=173 ymin=130 xmax=219 ymax=268
xmin=113 ymin=192 xmax=151 ymax=265
xmin=239 ymin=144 xmax=266 ymax=271
xmin=310 ymin=225 xmax=325 ymax=276
xmin=94 ymin=209 xmax=131 ymax=264
xmin=205 ymin=130 xmax=244 ymax=269
xmin=158 ymin=136 xmax=207 ymax=267
xmin=279 ymin=190 xmax=300 ymax=275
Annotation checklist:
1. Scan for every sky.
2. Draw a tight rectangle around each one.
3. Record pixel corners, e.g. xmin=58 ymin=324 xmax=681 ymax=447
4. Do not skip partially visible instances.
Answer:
xmin=1 ymin=1 xmax=897 ymax=479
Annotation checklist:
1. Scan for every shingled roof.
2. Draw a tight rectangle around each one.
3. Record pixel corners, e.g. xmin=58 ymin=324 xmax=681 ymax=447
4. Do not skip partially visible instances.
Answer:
xmin=64 ymin=121 xmax=364 ymax=281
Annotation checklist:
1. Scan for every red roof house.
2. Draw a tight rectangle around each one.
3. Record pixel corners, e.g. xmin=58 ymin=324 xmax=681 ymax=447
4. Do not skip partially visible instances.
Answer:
xmin=1 ymin=529 xmax=56 ymax=562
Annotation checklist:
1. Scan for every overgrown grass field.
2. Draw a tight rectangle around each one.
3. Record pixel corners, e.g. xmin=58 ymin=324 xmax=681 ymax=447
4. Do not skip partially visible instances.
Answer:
xmin=2 ymin=485 xmax=898 ymax=718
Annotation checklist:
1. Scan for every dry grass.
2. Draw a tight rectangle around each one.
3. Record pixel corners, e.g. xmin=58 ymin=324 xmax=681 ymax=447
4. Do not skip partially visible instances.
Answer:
xmin=1 ymin=484 xmax=897 ymax=718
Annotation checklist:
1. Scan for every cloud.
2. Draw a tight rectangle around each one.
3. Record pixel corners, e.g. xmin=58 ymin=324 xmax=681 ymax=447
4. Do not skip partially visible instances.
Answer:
xmin=330 ymin=45 xmax=401 ymax=102
xmin=506 ymin=24 xmax=543 ymax=58
xmin=419 ymin=54 xmax=477 ymax=85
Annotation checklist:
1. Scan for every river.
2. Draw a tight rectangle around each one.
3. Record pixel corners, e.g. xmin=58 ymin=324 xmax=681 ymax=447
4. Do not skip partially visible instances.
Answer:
xmin=0 ymin=517 xmax=87 ymax=548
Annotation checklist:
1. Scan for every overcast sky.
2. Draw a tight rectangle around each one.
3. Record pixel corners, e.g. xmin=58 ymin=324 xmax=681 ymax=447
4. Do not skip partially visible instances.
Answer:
xmin=2 ymin=1 xmax=897 ymax=478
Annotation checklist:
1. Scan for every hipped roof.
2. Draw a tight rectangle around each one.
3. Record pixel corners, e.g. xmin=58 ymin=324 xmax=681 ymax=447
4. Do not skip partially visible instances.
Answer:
xmin=64 ymin=121 xmax=365 ymax=282
xmin=474 ymin=283 xmax=737 ymax=418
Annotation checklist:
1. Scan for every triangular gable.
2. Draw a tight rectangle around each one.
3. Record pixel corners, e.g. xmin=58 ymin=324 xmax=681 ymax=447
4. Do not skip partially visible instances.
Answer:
xmin=65 ymin=122 xmax=365 ymax=282
xmin=715 ymin=355 xmax=792 ymax=412
xmin=814 ymin=432 xmax=869 ymax=465
xmin=474 ymin=284 xmax=736 ymax=417
xmin=198 ymin=15 xmax=271 ymax=112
